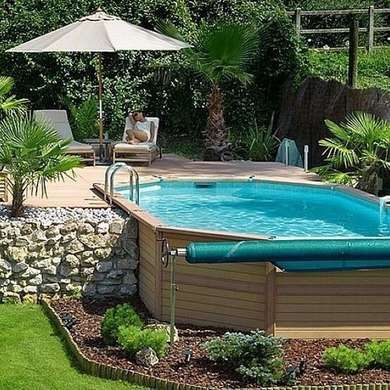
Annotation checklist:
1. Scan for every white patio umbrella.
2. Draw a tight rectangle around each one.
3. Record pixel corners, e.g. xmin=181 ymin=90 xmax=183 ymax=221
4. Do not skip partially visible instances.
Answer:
xmin=7 ymin=8 xmax=190 ymax=157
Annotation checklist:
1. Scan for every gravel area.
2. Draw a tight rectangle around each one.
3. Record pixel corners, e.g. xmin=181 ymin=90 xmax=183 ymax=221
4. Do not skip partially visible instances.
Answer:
xmin=50 ymin=298 xmax=390 ymax=389
xmin=0 ymin=206 xmax=126 ymax=224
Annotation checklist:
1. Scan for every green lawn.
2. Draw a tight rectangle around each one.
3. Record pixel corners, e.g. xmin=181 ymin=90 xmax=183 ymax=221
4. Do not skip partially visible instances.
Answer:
xmin=0 ymin=304 xmax=145 ymax=390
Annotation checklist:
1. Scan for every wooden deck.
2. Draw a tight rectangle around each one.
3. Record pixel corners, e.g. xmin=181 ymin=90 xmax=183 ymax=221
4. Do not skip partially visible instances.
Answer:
xmin=21 ymin=154 xmax=320 ymax=208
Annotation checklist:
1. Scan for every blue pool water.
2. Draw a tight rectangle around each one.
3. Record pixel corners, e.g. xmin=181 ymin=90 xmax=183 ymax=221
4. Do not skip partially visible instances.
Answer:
xmin=117 ymin=180 xmax=390 ymax=238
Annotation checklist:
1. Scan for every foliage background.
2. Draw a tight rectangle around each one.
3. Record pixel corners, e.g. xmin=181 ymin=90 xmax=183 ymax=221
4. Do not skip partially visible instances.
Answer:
xmin=0 ymin=0 xmax=304 ymax=149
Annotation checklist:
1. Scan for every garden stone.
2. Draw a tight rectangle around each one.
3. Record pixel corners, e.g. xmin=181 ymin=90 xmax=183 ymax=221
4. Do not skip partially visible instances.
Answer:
xmin=107 ymin=270 xmax=123 ymax=279
xmin=2 ymin=291 xmax=21 ymax=304
xmin=52 ymin=257 xmax=61 ymax=266
xmin=95 ymin=261 xmax=112 ymax=273
xmin=15 ymin=237 xmax=30 ymax=247
xmin=109 ymin=220 xmax=124 ymax=234
xmin=46 ymin=237 xmax=62 ymax=246
xmin=117 ymin=257 xmax=138 ymax=270
xmin=29 ymin=274 xmax=43 ymax=286
xmin=123 ymin=272 xmax=137 ymax=285
xmin=40 ymin=283 xmax=60 ymax=293
xmin=96 ymin=222 xmax=109 ymax=234
xmin=7 ymin=227 xmax=21 ymax=238
xmin=60 ymin=222 xmax=78 ymax=234
xmin=31 ymin=230 xmax=47 ymax=242
xmin=13 ymin=262 xmax=28 ymax=273
xmin=19 ymin=267 xmax=40 ymax=279
xmin=97 ymin=285 xmax=115 ymax=295
xmin=20 ymin=224 xmax=33 ymax=235
xmin=0 ymin=259 xmax=12 ymax=273
xmin=136 ymin=347 xmax=159 ymax=367
xmin=78 ymin=223 xmax=94 ymax=235
xmin=83 ymin=284 xmax=96 ymax=296
xmin=8 ymin=284 xmax=22 ymax=293
xmin=120 ymin=284 xmax=137 ymax=296
xmin=43 ymin=265 xmax=57 ymax=275
xmin=94 ymin=248 xmax=112 ymax=259
xmin=46 ymin=226 xmax=60 ymax=238
xmin=5 ymin=247 xmax=28 ymax=262
xmin=81 ymin=257 xmax=97 ymax=267
xmin=31 ymin=259 xmax=51 ymax=269
xmin=80 ymin=234 xmax=107 ymax=249
xmin=59 ymin=264 xmax=78 ymax=277
xmin=79 ymin=251 xmax=93 ymax=260
xmin=124 ymin=219 xmax=138 ymax=239
xmin=65 ymin=240 xmax=84 ymax=254
xmin=81 ymin=267 xmax=94 ymax=277
xmin=62 ymin=232 xmax=76 ymax=243
xmin=64 ymin=254 xmax=79 ymax=268
xmin=24 ymin=286 xmax=38 ymax=294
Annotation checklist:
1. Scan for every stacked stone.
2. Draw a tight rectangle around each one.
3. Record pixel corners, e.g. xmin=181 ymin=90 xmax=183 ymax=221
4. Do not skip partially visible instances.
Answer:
xmin=0 ymin=216 xmax=139 ymax=303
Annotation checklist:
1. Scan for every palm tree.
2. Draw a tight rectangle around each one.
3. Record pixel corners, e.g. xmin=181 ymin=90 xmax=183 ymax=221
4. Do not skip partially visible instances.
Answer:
xmin=313 ymin=112 xmax=390 ymax=195
xmin=0 ymin=114 xmax=81 ymax=217
xmin=0 ymin=76 xmax=28 ymax=118
xmin=160 ymin=23 xmax=258 ymax=161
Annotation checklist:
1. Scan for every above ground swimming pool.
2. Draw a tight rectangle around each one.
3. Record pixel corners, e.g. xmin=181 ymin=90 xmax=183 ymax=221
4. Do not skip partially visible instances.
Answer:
xmin=116 ymin=180 xmax=390 ymax=238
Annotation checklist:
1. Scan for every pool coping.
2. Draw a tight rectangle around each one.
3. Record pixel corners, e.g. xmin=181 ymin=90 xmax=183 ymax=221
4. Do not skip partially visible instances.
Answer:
xmin=42 ymin=298 xmax=390 ymax=390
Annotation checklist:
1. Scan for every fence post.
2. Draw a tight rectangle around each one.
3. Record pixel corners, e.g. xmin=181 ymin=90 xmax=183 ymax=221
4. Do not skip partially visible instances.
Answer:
xmin=295 ymin=7 xmax=302 ymax=36
xmin=348 ymin=18 xmax=359 ymax=88
xmin=368 ymin=5 xmax=375 ymax=52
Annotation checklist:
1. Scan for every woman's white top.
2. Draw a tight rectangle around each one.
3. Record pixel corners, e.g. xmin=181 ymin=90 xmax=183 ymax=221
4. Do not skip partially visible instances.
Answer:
xmin=135 ymin=120 xmax=151 ymax=141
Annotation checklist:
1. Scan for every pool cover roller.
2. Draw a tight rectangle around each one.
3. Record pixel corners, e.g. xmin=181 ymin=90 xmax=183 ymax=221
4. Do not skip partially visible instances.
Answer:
xmin=185 ymin=239 xmax=390 ymax=272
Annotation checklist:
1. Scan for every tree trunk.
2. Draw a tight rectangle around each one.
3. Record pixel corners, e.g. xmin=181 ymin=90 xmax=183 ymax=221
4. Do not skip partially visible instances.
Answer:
xmin=11 ymin=180 xmax=25 ymax=217
xmin=203 ymin=85 xmax=232 ymax=161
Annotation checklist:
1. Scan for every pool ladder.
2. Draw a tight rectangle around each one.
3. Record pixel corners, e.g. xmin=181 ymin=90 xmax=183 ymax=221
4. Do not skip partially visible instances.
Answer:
xmin=104 ymin=163 xmax=140 ymax=206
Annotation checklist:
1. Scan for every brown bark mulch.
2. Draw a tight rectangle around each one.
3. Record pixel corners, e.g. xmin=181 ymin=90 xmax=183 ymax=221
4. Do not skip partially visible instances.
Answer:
xmin=50 ymin=298 xmax=390 ymax=388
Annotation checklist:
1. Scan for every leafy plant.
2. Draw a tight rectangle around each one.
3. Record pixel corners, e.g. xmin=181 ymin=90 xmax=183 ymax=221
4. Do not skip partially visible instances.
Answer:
xmin=0 ymin=114 xmax=80 ymax=217
xmin=204 ymin=330 xmax=283 ymax=386
xmin=312 ymin=112 xmax=390 ymax=194
xmin=236 ymin=123 xmax=279 ymax=161
xmin=68 ymin=97 xmax=98 ymax=141
xmin=365 ymin=341 xmax=390 ymax=369
xmin=323 ymin=345 xmax=371 ymax=374
xmin=159 ymin=22 xmax=258 ymax=161
xmin=101 ymin=303 xmax=144 ymax=346
xmin=0 ymin=76 xmax=28 ymax=119
xmin=117 ymin=325 xmax=168 ymax=358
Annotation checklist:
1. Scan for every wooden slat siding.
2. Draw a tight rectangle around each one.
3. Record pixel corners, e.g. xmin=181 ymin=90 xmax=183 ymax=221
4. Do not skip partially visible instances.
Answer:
xmin=275 ymin=269 xmax=390 ymax=339
xmin=159 ymin=231 xmax=267 ymax=331
xmin=138 ymin=222 xmax=158 ymax=316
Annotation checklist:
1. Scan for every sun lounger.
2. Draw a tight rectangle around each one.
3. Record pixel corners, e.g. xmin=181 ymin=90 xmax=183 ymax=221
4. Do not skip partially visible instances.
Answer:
xmin=113 ymin=116 xmax=161 ymax=165
xmin=33 ymin=110 xmax=96 ymax=165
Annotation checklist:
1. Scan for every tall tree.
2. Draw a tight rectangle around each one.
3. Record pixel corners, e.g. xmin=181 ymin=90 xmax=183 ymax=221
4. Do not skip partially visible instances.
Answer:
xmin=160 ymin=23 xmax=258 ymax=160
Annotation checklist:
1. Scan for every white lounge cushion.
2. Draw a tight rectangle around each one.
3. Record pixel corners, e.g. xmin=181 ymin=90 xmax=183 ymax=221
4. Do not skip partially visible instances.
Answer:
xmin=67 ymin=141 xmax=94 ymax=153
xmin=114 ymin=142 xmax=158 ymax=153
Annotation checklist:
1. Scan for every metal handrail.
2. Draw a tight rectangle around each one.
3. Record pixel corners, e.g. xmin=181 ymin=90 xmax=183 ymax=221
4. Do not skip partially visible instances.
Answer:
xmin=104 ymin=163 xmax=140 ymax=206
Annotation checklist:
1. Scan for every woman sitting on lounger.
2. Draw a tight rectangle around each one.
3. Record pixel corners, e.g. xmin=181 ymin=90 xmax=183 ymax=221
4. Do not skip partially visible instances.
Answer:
xmin=126 ymin=111 xmax=154 ymax=144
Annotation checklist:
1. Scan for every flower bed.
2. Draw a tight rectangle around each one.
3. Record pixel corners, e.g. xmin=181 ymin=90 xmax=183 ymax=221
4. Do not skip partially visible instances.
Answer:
xmin=48 ymin=298 xmax=390 ymax=389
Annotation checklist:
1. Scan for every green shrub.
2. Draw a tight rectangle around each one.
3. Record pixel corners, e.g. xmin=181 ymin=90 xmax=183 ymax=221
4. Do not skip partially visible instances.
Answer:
xmin=366 ymin=341 xmax=390 ymax=369
xmin=68 ymin=97 xmax=98 ymax=141
xmin=323 ymin=345 xmax=371 ymax=374
xmin=117 ymin=325 xmax=168 ymax=358
xmin=204 ymin=330 xmax=283 ymax=386
xmin=101 ymin=304 xmax=143 ymax=345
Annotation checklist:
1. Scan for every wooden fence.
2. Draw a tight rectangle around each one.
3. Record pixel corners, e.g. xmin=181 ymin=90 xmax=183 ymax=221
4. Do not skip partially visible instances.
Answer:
xmin=286 ymin=6 xmax=390 ymax=51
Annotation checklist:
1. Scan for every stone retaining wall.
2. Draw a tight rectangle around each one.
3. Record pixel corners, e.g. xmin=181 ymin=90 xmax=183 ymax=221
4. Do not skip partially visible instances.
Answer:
xmin=0 ymin=216 xmax=139 ymax=303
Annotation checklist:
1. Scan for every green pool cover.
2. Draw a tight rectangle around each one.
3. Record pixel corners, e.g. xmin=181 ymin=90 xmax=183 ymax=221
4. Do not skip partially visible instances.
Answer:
xmin=185 ymin=239 xmax=390 ymax=272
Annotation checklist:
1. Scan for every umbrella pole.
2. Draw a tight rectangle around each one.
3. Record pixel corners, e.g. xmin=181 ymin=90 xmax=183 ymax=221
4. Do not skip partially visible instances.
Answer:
xmin=98 ymin=53 xmax=104 ymax=161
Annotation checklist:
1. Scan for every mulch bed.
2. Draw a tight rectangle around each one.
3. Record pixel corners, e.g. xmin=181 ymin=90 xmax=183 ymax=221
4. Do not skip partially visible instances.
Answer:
xmin=50 ymin=297 xmax=390 ymax=388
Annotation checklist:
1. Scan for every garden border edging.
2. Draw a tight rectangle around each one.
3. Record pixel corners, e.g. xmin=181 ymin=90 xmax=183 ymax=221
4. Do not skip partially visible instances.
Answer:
xmin=41 ymin=299 xmax=390 ymax=390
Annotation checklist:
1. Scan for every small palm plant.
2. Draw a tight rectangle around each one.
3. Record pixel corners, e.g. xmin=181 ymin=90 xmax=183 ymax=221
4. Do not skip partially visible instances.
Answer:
xmin=159 ymin=23 xmax=258 ymax=161
xmin=0 ymin=114 xmax=81 ymax=217
xmin=0 ymin=76 xmax=28 ymax=118
xmin=313 ymin=112 xmax=390 ymax=194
